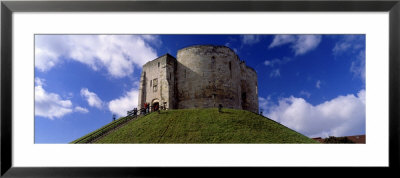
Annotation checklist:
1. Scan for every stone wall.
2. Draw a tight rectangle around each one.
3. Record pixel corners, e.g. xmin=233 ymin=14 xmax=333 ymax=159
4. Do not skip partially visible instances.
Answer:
xmin=176 ymin=45 xmax=243 ymax=110
xmin=138 ymin=54 xmax=176 ymax=110
xmin=240 ymin=63 xmax=259 ymax=113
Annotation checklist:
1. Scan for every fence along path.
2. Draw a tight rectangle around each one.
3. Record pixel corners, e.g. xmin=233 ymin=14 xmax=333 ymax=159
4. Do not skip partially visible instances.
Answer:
xmin=73 ymin=112 xmax=144 ymax=144
xmin=88 ymin=115 xmax=142 ymax=143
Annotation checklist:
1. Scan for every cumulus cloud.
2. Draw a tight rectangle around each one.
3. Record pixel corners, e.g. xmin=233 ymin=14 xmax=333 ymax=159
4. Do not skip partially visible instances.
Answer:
xmin=108 ymin=89 xmax=139 ymax=116
xmin=35 ymin=39 xmax=65 ymax=72
xmin=240 ymin=35 xmax=261 ymax=45
xmin=35 ymin=85 xmax=73 ymax=119
xmin=269 ymin=35 xmax=322 ymax=56
xmin=264 ymin=90 xmax=366 ymax=138
xmin=35 ymin=35 xmax=159 ymax=78
xmin=35 ymin=77 xmax=90 ymax=119
xmin=80 ymin=88 xmax=103 ymax=109
xmin=35 ymin=77 xmax=87 ymax=119
xmin=34 ymin=77 xmax=46 ymax=86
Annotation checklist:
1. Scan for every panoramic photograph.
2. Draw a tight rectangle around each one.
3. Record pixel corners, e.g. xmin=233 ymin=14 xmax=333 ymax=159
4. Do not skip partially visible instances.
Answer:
xmin=34 ymin=34 xmax=366 ymax=144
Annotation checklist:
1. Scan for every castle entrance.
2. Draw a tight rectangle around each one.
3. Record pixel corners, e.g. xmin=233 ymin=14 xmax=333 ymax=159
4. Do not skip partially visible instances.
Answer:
xmin=152 ymin=99 xmax=160 ymax=112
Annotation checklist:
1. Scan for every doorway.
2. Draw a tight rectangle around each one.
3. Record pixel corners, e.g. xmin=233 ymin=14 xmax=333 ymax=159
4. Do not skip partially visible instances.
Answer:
xmin=152 ymin=99 xmax=160 ymax=112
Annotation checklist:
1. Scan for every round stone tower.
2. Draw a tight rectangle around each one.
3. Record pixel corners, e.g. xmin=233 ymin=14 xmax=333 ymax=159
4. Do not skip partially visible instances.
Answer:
xmin=176 ymin=45 xmax=245 ymax=110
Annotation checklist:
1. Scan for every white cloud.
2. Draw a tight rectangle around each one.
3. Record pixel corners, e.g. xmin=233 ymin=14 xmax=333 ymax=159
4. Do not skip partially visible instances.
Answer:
xmin=264 ymin=57 xmax=291 ymax=67
xmin=35 ymin=35 xmax=159 ymax=78
xmin=350 ymin=50 xmax=366 ymax=81
xmin=331 ymin=35 xmax=365 ymax=82
xmin=292 ymin=35 xmax=322 ymax=55
xmin=80 ymin=88 xmax=103 ymax=109
xmin=108 ymin=89 xmax=139 ymax=116
xmin=35 ymin=39 xmax=65 ymax=72
xmin=270 ymin=69 xmax=281 ymax=78
xmin=264 ymin=60 xmax=272 ymax=66
xmin=332 ymin=42 xmax=352 ymax=54
xmin=332 ymin=35 xmax=364 ymax=55
xmin=34 ymin=77 xmax=46 ymax=86
xmin=35 ymin=78 xmax=73 ymax=119
xmin=316 ymin=80 xmax=321 ymax=89
xmin=141 ymin=35 xmax=162 ymax=46
xmin=74 ymin=106 xmax=89 ymax=113
xmin=259 ymin=96 xmax=272 ymax=113
xmin=35 ymin=77 xmax=92 ymax=119
xmin=240 ymin=35 xmax=261 ymax=45
xmin=268 ymin=35 xmax=296 ymax=48
xmin=269 ymin=35 xmax=322 ymax=56
xmin=132 ymin=80 xmax=141 ymax=88
xmin=264 ymin=90 xmax=365 ymax=138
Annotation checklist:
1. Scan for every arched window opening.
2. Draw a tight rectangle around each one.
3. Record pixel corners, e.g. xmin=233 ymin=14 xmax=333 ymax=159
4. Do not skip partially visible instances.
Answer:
xmin=229 ymin=61 xmax=232 ymax=78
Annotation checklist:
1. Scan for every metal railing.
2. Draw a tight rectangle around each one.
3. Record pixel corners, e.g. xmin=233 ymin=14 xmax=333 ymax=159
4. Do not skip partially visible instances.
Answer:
xmin=72 ymin=114 xmax=140 ymax=143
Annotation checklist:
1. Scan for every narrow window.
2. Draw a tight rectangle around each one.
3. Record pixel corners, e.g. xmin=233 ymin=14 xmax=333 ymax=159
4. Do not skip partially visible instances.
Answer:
xmin=158 ymin=62 xmax=160 ymax=68
xmin=242 ymin=92 xmax=247 ymax=101
xmin=170 ymin=73 xmax=172 ymax=80
xmin=143 ymin=72 xmax=146 ymax=85
xmin=150 ymin=80 xmax=152 ymax=87
xmin=184 ymin=70 xmax=186 ymax=78
xmin=153 ymin=78 xmax=158 ymax=92
xmin=229 ymin=61 xmax=232 ymax=78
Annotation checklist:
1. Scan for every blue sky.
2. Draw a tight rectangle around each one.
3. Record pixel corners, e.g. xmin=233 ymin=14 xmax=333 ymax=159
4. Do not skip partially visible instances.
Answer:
xmin=34 ymin=34 xmax=365 ymax=143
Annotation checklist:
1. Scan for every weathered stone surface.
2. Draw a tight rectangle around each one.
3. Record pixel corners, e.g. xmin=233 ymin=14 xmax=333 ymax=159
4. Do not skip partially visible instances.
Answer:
xmin=138 ymin=54 xmax=176 ymax=111
xmin=138 ymin=45 xmax=258 ymax=113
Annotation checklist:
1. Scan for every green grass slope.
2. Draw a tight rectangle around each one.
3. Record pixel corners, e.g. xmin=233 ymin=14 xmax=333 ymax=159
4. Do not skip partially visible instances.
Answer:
xmin=70 ymin=116 xmax=127 ymax=143
xmin=93 ymin=108 xmax=317 ymax=143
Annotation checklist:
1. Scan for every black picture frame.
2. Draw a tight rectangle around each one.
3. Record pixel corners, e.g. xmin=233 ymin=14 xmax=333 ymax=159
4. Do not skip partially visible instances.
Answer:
xmin=1 ymin=0 xmax=399 ymax=177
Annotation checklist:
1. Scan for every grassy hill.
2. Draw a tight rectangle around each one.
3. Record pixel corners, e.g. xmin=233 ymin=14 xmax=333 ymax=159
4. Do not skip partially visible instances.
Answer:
xmin=82 ymin=108 xmax=317 ymax=144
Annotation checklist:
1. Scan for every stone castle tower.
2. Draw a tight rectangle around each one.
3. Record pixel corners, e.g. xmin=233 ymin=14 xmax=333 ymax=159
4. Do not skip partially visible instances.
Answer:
xmin=138 ymin=45 xmax=259 ymax=113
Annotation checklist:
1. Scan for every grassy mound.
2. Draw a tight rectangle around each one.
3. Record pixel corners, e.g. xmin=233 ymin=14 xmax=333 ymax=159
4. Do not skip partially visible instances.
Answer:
xmin=91 ymin=108 xmax=317 ymax=143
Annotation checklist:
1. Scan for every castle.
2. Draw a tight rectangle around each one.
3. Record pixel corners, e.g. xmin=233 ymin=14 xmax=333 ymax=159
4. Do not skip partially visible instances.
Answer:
xmin=138 ymin=45 xmax=259 ymax=113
